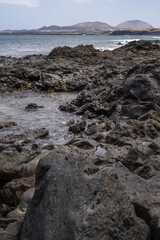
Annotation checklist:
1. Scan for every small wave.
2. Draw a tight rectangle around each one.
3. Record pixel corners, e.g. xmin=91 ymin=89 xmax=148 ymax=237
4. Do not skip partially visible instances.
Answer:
xmin=152 ymin=36 xmax=160 ymax=39
xmin=116 ymin=39 xmax=140 ymax=45
xmin=95 ymin=47 xmax=107 ymax=51
xmin=113 ymin=38 xmax=140 ymax=42
xmin=107 ymin=47 xmax=117 ymax=51
xmin=95 ymin=47 xmax=116 ymax=51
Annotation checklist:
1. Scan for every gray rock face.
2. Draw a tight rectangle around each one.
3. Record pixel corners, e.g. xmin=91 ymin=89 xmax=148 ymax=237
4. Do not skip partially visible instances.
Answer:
xmin=0 ymin=126 xmax=49 ymax=239
xmin=0 ymin=188 xmax=35 ymax=240
xmin=20 ymin=145 xmax=150 ymax=240
xmin=116 ymin=162 xmax=160 ymax=240
xmin=3 ymin=221 xmax=21 ymax=240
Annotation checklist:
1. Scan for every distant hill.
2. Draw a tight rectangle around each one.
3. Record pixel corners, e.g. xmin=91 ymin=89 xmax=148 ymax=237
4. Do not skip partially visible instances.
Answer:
xmin=72 ymin=21 xmax=114 ymax=30
xmin=39 ymin=25 xmax=79 ymax=31
xmin=39 ymin=25 xmax=62 ymax=31
xmin=116 ymin=20 xmax=153 ymax=29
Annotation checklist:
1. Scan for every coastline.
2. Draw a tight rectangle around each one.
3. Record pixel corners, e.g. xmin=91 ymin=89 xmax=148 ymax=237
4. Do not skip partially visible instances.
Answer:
xmin=0 ymin=28 xmax=160 ymax=36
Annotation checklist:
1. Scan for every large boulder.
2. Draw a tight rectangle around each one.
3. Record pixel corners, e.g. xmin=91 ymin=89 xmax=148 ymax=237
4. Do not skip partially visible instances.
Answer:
xmin=20 ymin=145 xmax=150 ymax=240
xmin=48 ymin=45 xmax=99 ymax=58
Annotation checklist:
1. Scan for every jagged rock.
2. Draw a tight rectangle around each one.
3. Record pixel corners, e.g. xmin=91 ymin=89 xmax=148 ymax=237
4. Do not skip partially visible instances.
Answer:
xmin=0 ymin=188 xmax=35 ymax=240
xmin=0 ymin=128 xmax=49 ymax=144
xmin=68 ymin=120 xmax=86 ymax=134
xmin=0 ymin=150 xmax=31 ymax=182
xmin=27 ymin=71 xmax=41 ymax=82
xmin=67 ymin=138 xmax=98 ymax=150
xmin=123 ymin=40 xmax=160 ymax=51
xmin=0 ymin=176 xmax=35 ymax=207
xmin=18 ymin=188 xmax=35 ymax=210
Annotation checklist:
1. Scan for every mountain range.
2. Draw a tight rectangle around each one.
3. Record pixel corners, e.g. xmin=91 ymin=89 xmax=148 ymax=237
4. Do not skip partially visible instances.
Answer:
xmin=39 ymin=21 xmax=114 ymax=31
xmin=39 ymin=20 xmax=153 ymax=32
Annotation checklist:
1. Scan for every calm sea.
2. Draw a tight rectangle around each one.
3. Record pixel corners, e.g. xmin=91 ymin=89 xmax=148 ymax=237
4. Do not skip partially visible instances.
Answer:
xmin=0 ymin=34 xmax=160 ymax=57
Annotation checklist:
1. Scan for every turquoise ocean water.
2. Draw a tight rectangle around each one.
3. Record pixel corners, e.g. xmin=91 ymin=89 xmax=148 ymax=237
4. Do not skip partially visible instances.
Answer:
xmin=0 ymin=34 xmax=160 ymax=57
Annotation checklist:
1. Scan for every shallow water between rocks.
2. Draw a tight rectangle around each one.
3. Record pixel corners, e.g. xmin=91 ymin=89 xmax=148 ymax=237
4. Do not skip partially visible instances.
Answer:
xmin=0 ymin=91 xmax=79 ymax=145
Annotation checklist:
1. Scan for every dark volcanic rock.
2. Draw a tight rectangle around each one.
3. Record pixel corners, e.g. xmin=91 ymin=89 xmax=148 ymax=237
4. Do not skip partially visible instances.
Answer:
xmin=48 ymin=44 xmax=99 ymax=58
xmin=68 ymin=120 xmax=86 ymax=134
xmin=25 ymin=103 xmax=43 ymax=111
xmin=0 ymin=176 xmax=35 ymax=207
xmin=0 ymin=128 xmax=49 ymax=144
xmin=123 ymin=40 xmax=160 ymax=51
xmin=0 ymin=122 xmax=17 ymax=129
xmin=0 ymin=150 xmax=31 ymax=182
xmin=20 ymin=145 xmax=150 ymax=240
xmin=0 ymin=188 xmax=35 ymax=240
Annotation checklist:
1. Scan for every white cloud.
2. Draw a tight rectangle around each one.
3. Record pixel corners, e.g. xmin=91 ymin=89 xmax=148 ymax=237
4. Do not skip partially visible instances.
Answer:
xmin=0 ymin=0 xmax=39 ymax=7
xmin=74 ymin=0 xmax=91 ymax=3
xmin=74 ymin=0 xmax=116 ymax=3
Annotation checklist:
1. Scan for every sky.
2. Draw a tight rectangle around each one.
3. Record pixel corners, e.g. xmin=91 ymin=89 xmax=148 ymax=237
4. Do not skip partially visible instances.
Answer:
xmin=0 ymin=0 xmax=160 ymax=30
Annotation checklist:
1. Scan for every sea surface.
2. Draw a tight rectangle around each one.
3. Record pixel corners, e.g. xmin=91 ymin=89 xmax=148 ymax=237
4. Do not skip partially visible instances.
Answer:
xmin=0 ymin=34 xmax=160 ymax=57
xmin=0 ymin=91 xmax=79 ymax=145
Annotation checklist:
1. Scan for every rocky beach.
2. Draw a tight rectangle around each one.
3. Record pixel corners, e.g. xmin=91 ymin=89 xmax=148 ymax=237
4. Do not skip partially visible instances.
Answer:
xmin=0 ymin=40 xmax=160 ymax=240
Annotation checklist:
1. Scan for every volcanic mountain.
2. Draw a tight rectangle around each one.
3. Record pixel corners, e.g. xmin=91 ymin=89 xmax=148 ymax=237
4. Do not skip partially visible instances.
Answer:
xmin=116 ymin=20 xmax=153 ymax=29
xmin=72 ymin=21 xmax=114 ymax=30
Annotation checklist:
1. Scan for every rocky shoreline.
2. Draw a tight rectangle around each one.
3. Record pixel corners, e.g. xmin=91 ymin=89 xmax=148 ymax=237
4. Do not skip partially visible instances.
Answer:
xmin=0 ymin=40 xmax=160 ymax=239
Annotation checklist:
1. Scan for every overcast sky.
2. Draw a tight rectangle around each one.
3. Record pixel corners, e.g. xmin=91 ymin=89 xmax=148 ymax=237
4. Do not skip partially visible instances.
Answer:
xmin=0 ymin=0 xmax=159 ymax=30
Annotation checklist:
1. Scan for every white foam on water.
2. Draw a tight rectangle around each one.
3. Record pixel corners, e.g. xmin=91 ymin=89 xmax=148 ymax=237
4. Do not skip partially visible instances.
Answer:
xmin=95 ymin=47 xmax=107 ymax=51
xmin=152 ymin=36 xmax=160 ymax=39
xmin=96 ymin=46 xmax=117 ymax=51
xmin=116 ymin=39 xmax=140 ymax=45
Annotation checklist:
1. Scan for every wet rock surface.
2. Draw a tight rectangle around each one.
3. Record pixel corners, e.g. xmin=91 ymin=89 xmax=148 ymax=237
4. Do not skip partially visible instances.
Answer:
xmin=0 ymin=40 xmax=160 ymax=239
